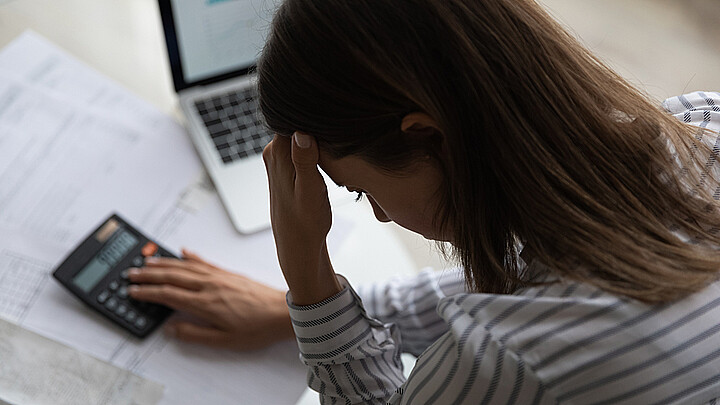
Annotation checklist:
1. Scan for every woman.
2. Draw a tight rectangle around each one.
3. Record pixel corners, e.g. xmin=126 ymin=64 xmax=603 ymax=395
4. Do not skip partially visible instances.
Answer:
xmin=129 ymin=0 xmax=720 ymax=403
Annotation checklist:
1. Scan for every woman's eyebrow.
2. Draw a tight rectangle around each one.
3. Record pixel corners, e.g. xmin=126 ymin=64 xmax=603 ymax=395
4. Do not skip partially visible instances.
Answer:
xmin=318 ymin=164 xmax=342 ymax=187
xmin=323 ymin=173 xmax=343 ymax=188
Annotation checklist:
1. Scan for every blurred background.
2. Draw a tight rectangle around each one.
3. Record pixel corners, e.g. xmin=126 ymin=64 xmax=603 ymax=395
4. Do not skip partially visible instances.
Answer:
xmin=2 ymin=2 xmax=718 ymax=404
xmin=1 ymin=0 xmax=719 ymax=272
xmin=398 ymin=0 xmax=720 ymax=271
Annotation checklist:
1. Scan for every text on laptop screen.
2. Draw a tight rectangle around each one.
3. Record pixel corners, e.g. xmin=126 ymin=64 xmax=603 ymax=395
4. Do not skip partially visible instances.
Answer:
xmin=170 ymin=0 xmax=274 ymax=84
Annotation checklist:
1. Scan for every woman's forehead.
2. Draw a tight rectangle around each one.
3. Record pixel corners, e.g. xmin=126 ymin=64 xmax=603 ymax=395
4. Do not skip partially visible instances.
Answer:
xmin=318 ymin=152 xmax=373 ymax=188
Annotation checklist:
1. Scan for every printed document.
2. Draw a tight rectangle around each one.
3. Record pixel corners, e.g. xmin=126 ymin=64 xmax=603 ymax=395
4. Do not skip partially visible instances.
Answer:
xmin=0 ymin=31 xmax=328 ymax=404
xmin=0 ymin=316 xmax=163 ymax=405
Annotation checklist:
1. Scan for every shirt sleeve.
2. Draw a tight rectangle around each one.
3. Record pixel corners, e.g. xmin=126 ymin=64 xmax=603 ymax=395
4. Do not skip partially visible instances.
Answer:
xmin=287 ymin=275 xmax=550 ymax=405
xmin=354 ymin=268 xmax=466 ymax=356
xmin=662 ymin=90 xmax=720 ymax=235
xmin=287 ymin=275 xmax=405 ymax=404
xmin=662 ymin=90 xmax=720 ymax=133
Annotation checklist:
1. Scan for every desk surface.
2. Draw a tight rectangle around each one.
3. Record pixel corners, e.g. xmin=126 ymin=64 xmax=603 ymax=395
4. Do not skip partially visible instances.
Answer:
xmin=0 ymin=0 xmax=419 ymax=283
xmin=0 ymin=0 xmax=177 ymax=119
xmin=0 ymin=2 xmax=420 ymax=404
xmin=7 ymin=0 xmax=718 ymax=403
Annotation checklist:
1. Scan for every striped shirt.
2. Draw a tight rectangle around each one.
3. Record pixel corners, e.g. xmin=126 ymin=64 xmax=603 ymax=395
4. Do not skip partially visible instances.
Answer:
xmin=287 ymin=91 xmax=720 ymax=404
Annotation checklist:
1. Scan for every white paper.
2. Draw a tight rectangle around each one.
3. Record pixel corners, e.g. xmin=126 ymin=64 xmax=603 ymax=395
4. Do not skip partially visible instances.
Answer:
xmin=0 ymin=31 xmax=332 ymax=404
xmin=0 ymin=316 xmax=164 ymax=405
xmin=0 ymin=75 xmax=192 ymax=248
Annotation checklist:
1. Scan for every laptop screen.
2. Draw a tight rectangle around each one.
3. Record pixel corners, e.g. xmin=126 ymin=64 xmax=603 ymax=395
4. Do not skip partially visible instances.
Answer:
xmin=163 ymin=0 xmax=275 ymax=89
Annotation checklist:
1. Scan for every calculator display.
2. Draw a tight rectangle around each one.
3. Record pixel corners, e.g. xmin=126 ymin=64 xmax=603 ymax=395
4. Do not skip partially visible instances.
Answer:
xmin=72 ymin=228 xmax=139 ymax=293
xmin=54 ymin=214 xmax=174 ymax=338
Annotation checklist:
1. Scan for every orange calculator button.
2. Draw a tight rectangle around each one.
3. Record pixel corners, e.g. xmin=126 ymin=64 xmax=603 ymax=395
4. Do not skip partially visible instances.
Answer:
xmin=141 ymin=242 xmax=158 ymax=257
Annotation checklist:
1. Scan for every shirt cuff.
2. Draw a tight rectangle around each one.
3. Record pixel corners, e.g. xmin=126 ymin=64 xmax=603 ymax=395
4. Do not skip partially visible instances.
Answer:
xmin=287 ymin=274 xmax=385 ymax=362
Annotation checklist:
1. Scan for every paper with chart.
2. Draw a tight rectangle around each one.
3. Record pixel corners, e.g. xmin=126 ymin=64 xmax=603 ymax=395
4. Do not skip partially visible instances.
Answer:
xmin=0 ymin=31 xmax=338 ymax=404
xmin=0 ymin=316 xmax=163 ymax=405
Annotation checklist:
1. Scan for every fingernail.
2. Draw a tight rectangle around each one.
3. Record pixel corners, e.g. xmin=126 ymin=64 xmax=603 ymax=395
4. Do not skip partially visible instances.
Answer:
xmin=128 ymin=285 xmax=140 ymax=294
xmin=145 ymin=257 xmax=158 ymax=263
xmin=128 ymin=268 xmax=141 ymax=276
xmin=294 ymin=132 xmax=311 ymax=149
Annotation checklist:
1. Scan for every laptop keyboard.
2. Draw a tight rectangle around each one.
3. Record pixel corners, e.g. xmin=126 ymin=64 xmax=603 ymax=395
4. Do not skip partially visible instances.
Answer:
xmin=194 ymin=88 xmax=273 ymax=164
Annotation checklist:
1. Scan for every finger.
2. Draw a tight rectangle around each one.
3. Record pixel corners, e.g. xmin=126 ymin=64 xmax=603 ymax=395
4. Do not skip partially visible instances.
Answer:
xmin=166 ymin=322 xmax=231 ymax=347
xmin=263 ymin=139 xmax=275 ymax=202
xmin=292 ymin=132 xmax=328 ymax=195
xmin=291 ymin=132 xmax=319 ymax=176
xmin=142 ymin=257 xmax=209 ymax=274
xmin=262 ymin=135 xmax=279 ymax=168
xmin=128 ymin=284 xmax=208 ymax=318
xmin=127 ymin=267 xmax=204 ymax=290
xmin=142 ymin=256 xmax=184 ymax=267
xmin=274 ymin=136 xmax=295 ymax=185
xmin=271 ymin=133 xmax=292 ymax=162
xmin=181 ymin=248 xmax=202 ymax=261
xmin=181 ymin=249 xmax=224 ymax=272
xmin=264 ymin=134 xmax=294 ymax=192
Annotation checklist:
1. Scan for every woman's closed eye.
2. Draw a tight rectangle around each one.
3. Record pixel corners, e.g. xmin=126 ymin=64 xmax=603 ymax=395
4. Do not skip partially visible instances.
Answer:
xmin=338 ymin=185 xmax=366 ymax=202
xmin=353 ymin=190 xmax=366 ymax=202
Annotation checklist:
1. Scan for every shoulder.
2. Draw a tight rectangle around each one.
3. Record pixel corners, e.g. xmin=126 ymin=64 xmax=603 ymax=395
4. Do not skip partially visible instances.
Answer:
xmin=432 ymin=267 xmax=720 ymax=403
xmin=662 ymin=91 xmax=720 ymax=115
xmin=662 ymin=90 xmax=720 ymax=132
xmin=437 ymin=275 xmax=620 ymax=355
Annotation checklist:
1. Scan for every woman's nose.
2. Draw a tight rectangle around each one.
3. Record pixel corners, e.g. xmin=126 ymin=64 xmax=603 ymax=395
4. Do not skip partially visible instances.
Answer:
xmin=368 ymin=197 xmax=391 ymax=223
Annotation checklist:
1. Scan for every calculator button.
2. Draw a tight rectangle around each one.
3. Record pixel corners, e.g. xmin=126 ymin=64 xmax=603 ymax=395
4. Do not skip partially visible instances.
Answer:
xmin=125 ymin=311 xmax=137 ymax=323
xmin=117 ymin=286 xmax=128 ymax=299
xmin=132 ymin=256 xmax=144 ymax=267
xmin=141 ymin=242 xmax=158 ymax=257
xmin=130 ymin=299 xmax=148 ymax=310
xmin=135 ymin=316 xmax=148 ymax=329
xmin=120 ymin=268 xmax=131 ymax=279
xmin=115 ymin=304 xmax=128 ymax=317
xmin=105 ymin=297 xmax=118 ymax=311
xmin=108 ymin=280 xmax=119 ymax=291
xmin=96 ymin=290 xmax=110 ymax=304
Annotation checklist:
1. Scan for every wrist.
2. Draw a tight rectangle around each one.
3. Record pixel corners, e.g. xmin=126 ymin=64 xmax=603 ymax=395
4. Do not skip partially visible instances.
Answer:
xmin=271 ymin=290 xmax=295 ymax=340
xmin=282 ymin=242 xmax=342 ymax=305
xmin=289 ymin=276 xmax=342 ymax=306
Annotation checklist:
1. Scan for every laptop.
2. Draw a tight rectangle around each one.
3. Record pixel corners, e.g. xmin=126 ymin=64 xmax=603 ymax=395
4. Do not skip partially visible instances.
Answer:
xmin=157 ymin=0 xmax=276 ymax=234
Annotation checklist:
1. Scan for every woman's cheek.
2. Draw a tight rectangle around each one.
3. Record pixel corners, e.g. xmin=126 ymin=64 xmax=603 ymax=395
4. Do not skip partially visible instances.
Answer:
xmin=367 ymin=196 xmax=391 ymax=223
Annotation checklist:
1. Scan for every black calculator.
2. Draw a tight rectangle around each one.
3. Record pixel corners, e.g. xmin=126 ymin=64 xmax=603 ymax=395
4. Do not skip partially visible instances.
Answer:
xmin=53 ymin=214 xmax=174 ymax=338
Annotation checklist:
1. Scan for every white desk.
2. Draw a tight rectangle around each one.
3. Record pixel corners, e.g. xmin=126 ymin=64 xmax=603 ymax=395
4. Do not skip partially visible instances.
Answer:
xmin=0 ymin=1 xmax=419 ymax=404
xmin=0 ymin=0 xmax=418 ymax=281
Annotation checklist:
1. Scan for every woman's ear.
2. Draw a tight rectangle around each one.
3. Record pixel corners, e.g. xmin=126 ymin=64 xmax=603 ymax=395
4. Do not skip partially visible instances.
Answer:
xmin=401 ymin=112 xmax=442 ymax=135
xmin=401 ymin=113 xmax=446 ymax=160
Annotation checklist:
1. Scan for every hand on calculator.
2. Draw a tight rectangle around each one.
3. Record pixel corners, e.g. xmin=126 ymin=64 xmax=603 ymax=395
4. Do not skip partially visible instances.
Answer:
xmin=128 ymin=249 xmax=295 ymax=350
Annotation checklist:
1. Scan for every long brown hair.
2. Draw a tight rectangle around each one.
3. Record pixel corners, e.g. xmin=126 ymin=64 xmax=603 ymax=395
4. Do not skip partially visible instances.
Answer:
xmin=257 ymin=0 xmax=720 ymax=303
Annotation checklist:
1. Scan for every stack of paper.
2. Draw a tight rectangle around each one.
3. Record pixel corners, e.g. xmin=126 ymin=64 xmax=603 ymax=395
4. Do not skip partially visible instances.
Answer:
xmin=0 ymin=31 xmax=312 ymax=404
xmin=0 ymin=317 xmax=163 ymax=405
